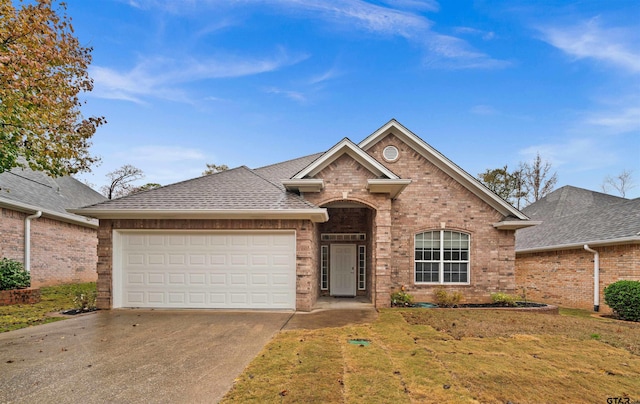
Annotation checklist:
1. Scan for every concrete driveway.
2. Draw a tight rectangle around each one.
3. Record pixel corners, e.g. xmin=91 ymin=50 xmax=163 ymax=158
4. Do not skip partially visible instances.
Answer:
xmin=0 ymin=310 xmax=292 ymax=404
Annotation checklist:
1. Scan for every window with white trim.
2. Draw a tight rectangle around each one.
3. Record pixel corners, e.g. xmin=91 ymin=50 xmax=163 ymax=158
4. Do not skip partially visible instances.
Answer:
xmin=358 ymin=245 xmax=366 ymax=290
xmin=320 ymin=245 xmax=329 ymax=290
xmin=415 ymin=230 xmax=469 ymax=284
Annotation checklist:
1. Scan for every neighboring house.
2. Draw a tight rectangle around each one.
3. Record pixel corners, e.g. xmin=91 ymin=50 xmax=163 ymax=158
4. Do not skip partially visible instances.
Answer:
xmin=72 ymin=119 xmax=537 ymax=311
xmin=0 ymin=164 xmax=106 ymax=287
xmin=515 ymin=186 xmax=640 ymax=311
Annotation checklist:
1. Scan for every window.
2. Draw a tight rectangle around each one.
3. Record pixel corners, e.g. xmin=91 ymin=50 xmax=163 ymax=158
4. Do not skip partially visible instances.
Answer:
xmin=320 ymin=245 xmax=329 ymax=290
xmin=358 ymin=245 xmax=366 ymax=290
xmin=415 ymin=230 xmax=469 ymax=284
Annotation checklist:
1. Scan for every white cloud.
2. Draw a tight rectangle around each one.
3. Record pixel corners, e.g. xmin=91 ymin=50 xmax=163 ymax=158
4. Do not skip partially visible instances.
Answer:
xmin=454 ymin=27 xmax=496 ymax=41
xmin=263 ymin=87 xmax=307 ymax=103
xmin=519 ymin=137 xmax=617 ymax=172
xmin=584 ymin=106 xmax=640 ymax=134
xmin=537 ymin=17 xmax=640 ymax=73
xmin=90 ymin=50 xmax=309 ymax=103
xmin=424 ymin=34 xmax=511 ymax=69
xmin=116 ymin=145 xmax=206 ymax=163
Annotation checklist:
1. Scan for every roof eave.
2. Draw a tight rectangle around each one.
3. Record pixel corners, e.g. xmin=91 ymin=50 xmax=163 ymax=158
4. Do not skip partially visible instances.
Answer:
xmin=516 ymin=236 xmax=640 ymax=254
xmin=493 ymin=220 xmax=541 ymax=230
xmin=0 ymin=197 xmax=99 ymax=228
xmin=282 ymin=179 xmax=325 ymax=193
xmin=367 ymin=179 xmax=412 ymax=199
xmin=68 ymin=208 xmax=330 ymax=223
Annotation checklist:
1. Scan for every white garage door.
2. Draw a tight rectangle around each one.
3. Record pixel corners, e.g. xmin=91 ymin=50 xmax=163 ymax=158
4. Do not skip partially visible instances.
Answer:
xmin=114 ymin=231 xmax=296 ymax=309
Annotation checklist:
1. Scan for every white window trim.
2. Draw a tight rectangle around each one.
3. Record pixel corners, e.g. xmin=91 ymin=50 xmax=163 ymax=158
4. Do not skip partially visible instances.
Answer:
xmin=320 ymin=245 xmax=329 ymax=290
xmin=358 ymin=245 xmax=366 ymax=290
xmin=414 ymin=230 xmax=470 ymax=285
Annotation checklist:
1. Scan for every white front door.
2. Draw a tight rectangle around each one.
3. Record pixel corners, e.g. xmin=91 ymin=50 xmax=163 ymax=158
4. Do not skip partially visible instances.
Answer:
xmin=330 ymin=244 xmax=356 ymax=296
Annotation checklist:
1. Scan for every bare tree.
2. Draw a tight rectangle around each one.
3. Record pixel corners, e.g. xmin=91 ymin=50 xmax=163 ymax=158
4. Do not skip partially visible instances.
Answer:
xmin=522 ymin=153 xmax=558 ymax=205
xmin=601 ymin=169 xmax=634 ymax=198
xmin=202 ymin=163 xmax=229 ymax=176
xmin=101 ymin=165 xmax=144 ymax=199
xmin=129 ymin=183 xmax=162 ymax=195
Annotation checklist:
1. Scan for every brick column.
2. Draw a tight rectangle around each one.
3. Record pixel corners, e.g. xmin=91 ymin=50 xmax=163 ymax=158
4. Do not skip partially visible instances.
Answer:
xmin=374 ymin=200 xmax=392 ymax=308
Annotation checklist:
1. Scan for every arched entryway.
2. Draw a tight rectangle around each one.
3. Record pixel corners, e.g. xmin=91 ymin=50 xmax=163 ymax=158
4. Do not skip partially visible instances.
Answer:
xmin=317 ymin=200 xmax=375 ymax=302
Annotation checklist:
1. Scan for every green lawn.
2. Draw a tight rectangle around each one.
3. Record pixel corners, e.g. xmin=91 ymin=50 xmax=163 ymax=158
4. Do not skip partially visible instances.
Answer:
xmin=0 ymin=282 xmax=96 ymax=332
xmin=222 ymin=309 xmax=640 ymax=403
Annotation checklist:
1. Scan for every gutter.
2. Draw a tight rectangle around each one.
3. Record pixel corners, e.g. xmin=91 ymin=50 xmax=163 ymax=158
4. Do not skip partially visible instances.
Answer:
xmin=515 ymin=236 xmax=640 ymax=254
xmin=67 ymin=208 xmax=330 ymax=223
xmin=583 ymin=245 xmax=600 ymax=312
xmin=24 ymin=211 xmax=42 ymax=272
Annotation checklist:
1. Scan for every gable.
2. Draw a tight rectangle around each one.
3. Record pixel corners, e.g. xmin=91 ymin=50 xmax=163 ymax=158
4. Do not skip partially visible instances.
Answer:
xmin=359 ymin=119 xmax=530 ymax=223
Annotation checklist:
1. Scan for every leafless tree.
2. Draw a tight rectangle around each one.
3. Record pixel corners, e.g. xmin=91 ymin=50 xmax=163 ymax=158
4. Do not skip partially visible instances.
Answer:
xmin=101 ymin=165 xmax=144 ymax=199
xmin=601 ymin=169 xmax=634 ymax=197
xmin=522 ymin=153 xmax=557 ymax=205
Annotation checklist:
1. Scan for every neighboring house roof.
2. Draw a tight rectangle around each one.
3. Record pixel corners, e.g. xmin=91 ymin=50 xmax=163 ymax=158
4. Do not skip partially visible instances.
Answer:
xmin=0 ymin=165 xmax=105 ymax=228
xmin=72 ymin=166 xmax=329 ymax=222
xmin=516 ymin=186 xmax=640 ymax=253
xmin=72 ymin=119 xmax=536 ymax=228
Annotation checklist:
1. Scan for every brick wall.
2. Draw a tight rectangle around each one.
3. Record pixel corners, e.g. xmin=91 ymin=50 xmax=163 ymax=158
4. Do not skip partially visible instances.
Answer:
xmin=368 ymin=134 xmax=518 ymax=305
xmin=0 ymin=288 xmax=41 ymax=305
xmin=0 ymin=208 xmax=98 ymax=287
xmin=516 ymin=244 xmax=640 ymax=311
xmin=96 ymin=219 xmax=318 ymax=310
xmin=302 ymin=133 xmax=518 ymax=307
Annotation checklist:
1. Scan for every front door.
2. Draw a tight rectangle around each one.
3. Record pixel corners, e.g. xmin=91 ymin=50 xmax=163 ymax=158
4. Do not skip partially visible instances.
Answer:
xmin=330 ymin=244 xmax=356 ymax=296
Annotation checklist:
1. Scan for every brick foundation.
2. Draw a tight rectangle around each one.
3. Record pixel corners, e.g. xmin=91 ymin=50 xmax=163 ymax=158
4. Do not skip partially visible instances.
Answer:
xmin=0 ymin=288 xmax=41 ymax=306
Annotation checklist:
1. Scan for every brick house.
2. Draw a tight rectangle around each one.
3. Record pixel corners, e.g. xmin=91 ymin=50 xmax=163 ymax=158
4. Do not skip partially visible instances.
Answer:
xmin=0 ymin=165 xmax=106 ymax=287
xmin=515 ymin=186 xmax=640 ymax=311
xmin=73 ymin=120 xmax=537 ymax=311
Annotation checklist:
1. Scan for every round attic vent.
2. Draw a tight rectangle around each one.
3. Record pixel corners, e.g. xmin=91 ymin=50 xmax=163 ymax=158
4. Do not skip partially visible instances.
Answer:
xmin=382 ymin=145 xmax=399 ymax=162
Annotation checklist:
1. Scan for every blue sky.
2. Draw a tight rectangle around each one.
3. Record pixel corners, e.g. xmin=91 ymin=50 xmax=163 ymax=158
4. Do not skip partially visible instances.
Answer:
xmin=64 ymin=0 xmax=640 ymax=198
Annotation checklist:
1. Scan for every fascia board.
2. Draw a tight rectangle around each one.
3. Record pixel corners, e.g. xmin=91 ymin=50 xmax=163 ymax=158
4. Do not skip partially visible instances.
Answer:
xmin=294 ymin=138 xmax=399 ymax=180
xmin=0 ymin=197 xmax=98 ymax=228
xmin=359 ymin=120 xmax=528 ymax=220
xmin=68 ymin=208 xmax=330 ymax=223
xmin=282 ymin=179 xmax=324 ymax=193
xmin=367 ymin=179 xmax=412 ymax=199
xmin=492 ymin=220 xmax=541 ymax=230
xmin=516 ymin=236 xmax=640 ymax=254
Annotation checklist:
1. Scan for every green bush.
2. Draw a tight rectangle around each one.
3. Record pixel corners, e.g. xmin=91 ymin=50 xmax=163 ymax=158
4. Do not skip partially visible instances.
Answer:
xmin=391 ymin=290 xmax=414 ymax=307
xmin=434 ymin=288 xmax=463 ymax=308
xmin=0 ymin=258 xmax=30 ymax=290
xmin=604 ymin=280 xmax=640 ymax=322
xmin=491 ymin=292 xmax=518 ymax=307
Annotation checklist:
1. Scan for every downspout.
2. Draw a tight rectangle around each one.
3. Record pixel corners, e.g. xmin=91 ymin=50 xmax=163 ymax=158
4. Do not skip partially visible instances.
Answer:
xmin=584 ymin=245 xmax=599 ymax=312
xmin=24 ymin=211 xmax=42 ymax=272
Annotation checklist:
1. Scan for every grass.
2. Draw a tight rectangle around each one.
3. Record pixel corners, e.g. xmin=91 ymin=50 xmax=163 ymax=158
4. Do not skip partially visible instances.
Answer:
xmin=0 ymin=282 xmax=96 ymax=332
xmin=222 ymin=309 xmax=640 ymax=404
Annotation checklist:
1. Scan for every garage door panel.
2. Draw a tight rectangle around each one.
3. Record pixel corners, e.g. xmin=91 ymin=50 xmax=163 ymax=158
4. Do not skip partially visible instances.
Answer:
xmin=118 ymin=232 xmax=295 ymax=309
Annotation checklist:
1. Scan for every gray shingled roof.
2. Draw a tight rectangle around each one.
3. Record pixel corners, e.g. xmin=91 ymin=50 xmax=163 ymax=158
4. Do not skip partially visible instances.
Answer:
xmin=254 ymin=153 xmax=323 ymax=190
xmin=516 ymin=186 xmax=640 ymax=252
xmin=0 ymin=165 xmax=106 ymax=218
xmin=80 ymin=166 xmax=318 ymax=211
xmin=521 ymin=185 xmax=626 ymax=220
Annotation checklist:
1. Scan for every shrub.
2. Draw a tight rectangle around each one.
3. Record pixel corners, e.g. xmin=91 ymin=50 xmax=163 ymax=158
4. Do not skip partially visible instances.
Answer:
xmin=491 ymin=292 xmax=518 ymax=307
xmin=434 ymin=288 xmax=463 ymax=308
xmin=70 ymin=283 xmax=98 ymax=310
xmin=0 ymin=258 xmax=30 ymax=290
xmin=391 ymin=290 xmax=414 ymax=307
xmin=604 ymin=280 xmax=640 ymax=322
